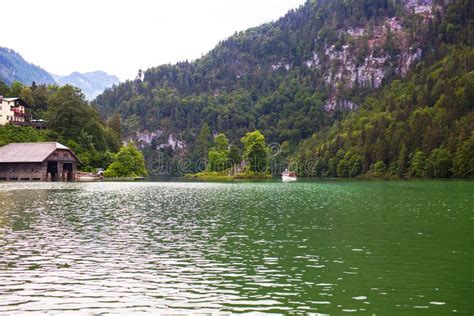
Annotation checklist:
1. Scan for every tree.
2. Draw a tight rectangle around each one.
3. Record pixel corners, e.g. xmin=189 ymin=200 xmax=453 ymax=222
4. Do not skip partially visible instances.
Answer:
xmin=349 ymin=154 xmax=363 ymax=177
xmin=213 ymin=133 xmax=229 ymax=152
xmin=45 ymin=85 xmax=116 ymax=170
xmin=410 ymin=151 xmax=427 ymax=178
xmin=0 ymin=125 xmax=47 ymax=146
xmin=337 ymin=158 xmax=350 ymax=177
xmin=10 ymin=81 xmax=23 ymax=96
xmin=20 ymin=87 xmax=34 ymax=106
xmin=241 ymin=130 xmax=266 ymax=161
xmin=108 ymin=113 xmax=122 ymax=140
xmin=397 ymin=143 xmax=408 ymax=176
xmin=195 ymin=123 xmax=211 ymax=159
xmin=208 ymin=150 xmax=229 ymax=171
xmin=429 ymin=147 xmax=452 ymax=178
xmin=227 ymin=144 xmax=242 ymax=166
xmin=247 ymin=141 xmax=268 ymax=173
xmin=371 ymin=160 xmax=386 ymax=177
xmin=272 ymin=140 xmax=291 ymax=175
xmin=207 ymin=133 xmax=230 ymax=171
xmin=104 ymin=143 xmax=148 ymax=177
xmin=0 ymin=80 xmax=11 ymax=96
xmin=45 ymin=85 xmax=91 ymax=140
xmin=453 ymin=134 xmax=474 ymax=178
xmin=31 ymin=84 xmax=53 ymax=117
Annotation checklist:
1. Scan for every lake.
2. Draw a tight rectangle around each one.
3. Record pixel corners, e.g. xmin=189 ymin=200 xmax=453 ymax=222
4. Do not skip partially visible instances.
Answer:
xmin=0 ymin=180 xmax=472 ymax=314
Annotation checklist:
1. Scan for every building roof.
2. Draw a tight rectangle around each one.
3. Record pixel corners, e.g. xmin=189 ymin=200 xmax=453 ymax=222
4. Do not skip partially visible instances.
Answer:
xmin=0 ymin=97 xmax=29 ymax=107
xmin=1 ymin=97 xmax=20 ymax=102
xmin=0 ymin=142 xmax=79 ymax=163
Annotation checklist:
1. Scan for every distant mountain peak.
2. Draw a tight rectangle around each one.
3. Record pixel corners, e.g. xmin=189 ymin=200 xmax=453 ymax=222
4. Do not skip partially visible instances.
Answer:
xmin=55 ymin=71 xmax=119 ymax=100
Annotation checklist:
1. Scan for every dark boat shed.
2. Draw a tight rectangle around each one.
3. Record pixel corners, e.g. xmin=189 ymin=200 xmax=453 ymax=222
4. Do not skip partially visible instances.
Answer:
xmin=0 ymin=142 xmax=80 ymax=181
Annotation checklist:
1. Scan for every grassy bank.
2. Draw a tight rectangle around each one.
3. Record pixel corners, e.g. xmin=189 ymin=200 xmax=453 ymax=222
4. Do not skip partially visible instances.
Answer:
xmin=185 ymin=171 xmax=272 ymax=181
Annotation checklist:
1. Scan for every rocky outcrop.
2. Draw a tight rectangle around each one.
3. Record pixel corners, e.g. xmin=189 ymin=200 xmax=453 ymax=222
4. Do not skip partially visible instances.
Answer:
xmin=303 ymin=2 xmax=438 ymax=110
xmin=130 ymin=130 xmax=185 ymax=151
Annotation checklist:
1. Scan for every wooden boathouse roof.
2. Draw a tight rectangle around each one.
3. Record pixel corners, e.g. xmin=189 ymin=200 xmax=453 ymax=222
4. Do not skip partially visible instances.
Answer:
xmin=0 ymin=142 xmax=79 ymax=163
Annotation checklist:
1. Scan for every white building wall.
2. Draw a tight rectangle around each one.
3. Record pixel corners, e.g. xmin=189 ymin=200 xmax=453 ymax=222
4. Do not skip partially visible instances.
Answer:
xmin=0 ymin=100 xmax=14 ymax=125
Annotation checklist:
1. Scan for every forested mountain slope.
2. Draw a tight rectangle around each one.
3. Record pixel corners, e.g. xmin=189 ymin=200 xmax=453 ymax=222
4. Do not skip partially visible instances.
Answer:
xmin=95 ymin=0 xmax=473 ymax=177
xmin=0 ymin=47 xmax=55 ymax=86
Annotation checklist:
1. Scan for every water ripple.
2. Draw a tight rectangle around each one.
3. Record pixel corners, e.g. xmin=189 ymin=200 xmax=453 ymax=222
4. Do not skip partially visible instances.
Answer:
xmin=0 ymin=181 xmax=472 ymax=314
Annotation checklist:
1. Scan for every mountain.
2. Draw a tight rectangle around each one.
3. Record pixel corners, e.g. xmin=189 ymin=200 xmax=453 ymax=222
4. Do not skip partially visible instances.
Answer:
xmin=94 ymin=0 xmax=474 ymax=177
xmin=54 ymin=71 xmax=119 ymax=100
xmin=0 ymin=47 xmax=55 ymax=86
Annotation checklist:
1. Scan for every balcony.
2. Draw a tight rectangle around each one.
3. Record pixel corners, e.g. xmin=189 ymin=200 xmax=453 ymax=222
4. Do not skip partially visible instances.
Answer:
xmin=12 ymin=108 xmax=27 ymax=116
xmin=10 ymin=119 xmax=47 ymax=129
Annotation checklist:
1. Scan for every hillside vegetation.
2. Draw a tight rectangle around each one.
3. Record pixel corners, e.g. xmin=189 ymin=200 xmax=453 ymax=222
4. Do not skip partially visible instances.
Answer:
xmin=94 ymin=0 xmax=473 ymax=178
xmin=0 ymin=47 xmax=55 ymax=86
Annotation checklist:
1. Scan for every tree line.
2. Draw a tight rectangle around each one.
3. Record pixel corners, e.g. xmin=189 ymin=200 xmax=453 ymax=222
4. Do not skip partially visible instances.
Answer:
xmin=0 ymin=80 xmax=147 ymax=177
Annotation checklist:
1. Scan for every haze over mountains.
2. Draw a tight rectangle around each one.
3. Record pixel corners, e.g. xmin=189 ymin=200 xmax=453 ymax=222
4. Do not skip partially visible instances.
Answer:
xmin=0 ymin=47 xmax=119 ymax=100
xmin=53 ymin=71 xmax=119 ymax=100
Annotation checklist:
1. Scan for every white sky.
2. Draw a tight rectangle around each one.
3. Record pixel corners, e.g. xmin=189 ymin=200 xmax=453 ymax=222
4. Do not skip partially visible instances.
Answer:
xmin=1 ymin=0 xmax=305 ymax=81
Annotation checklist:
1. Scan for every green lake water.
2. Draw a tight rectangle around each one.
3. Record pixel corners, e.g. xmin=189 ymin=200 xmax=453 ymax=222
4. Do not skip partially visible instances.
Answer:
xmin=0 ymin=180 xmax=472 ymax=314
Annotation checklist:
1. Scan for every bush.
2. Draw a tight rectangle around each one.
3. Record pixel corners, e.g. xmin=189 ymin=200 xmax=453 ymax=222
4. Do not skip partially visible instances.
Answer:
xmin=104 ymin=143 xmax=147 ymax=178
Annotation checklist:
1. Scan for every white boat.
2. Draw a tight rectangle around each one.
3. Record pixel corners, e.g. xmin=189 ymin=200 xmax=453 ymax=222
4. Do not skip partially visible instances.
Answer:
xmin=282 ymin=169 xmax=297 ymax=182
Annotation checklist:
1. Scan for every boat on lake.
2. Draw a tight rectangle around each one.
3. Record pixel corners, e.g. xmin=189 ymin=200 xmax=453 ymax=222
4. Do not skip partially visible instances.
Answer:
xmin=282 ymin=169 xmax=297 ymax=182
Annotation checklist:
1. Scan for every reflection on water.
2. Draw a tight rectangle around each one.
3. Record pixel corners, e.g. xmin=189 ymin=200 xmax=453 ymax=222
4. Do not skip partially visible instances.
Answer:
xmin=0 ymin=181 xmax=473 ymax=314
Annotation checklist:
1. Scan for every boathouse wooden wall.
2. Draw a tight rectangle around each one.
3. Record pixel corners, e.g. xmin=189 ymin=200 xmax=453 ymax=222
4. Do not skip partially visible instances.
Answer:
xmin=0 ymin=148 xmax=78 ymax=181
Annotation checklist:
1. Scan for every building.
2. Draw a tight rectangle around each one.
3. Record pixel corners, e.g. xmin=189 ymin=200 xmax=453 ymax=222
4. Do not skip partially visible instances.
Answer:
xmin=0 ymin=96 xmax=45 ymax=128
xmin=0 ymin=142 xmax=80 ymax=181
xmin=0 ymin=96 xmax=30 ymax=125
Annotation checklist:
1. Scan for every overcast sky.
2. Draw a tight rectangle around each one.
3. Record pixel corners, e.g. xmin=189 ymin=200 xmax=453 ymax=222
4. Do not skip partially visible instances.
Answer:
xmin=1 ymin=0 xmax=305 ymax=81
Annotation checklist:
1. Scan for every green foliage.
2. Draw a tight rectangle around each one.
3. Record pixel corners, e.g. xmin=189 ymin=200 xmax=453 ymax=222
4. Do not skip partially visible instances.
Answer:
xmin=372 ymin=160 xmax=387 ymax=177
xmin=293 ymin=45 xmax=474 ymax=178
xmin=207 ymin=133 xmax=230 ymax=172
xmin=194 ymin=123 xmax=211 ymax=160
xmin=241 ymin=130 xmax=266 ymax=162
xmin=247 ymin=142 xmax=268 ymax=173
xmin=104 ymin=143 xmax=148 ymax=178
xmin=227 ymin=144 xmax=242 ymax=166
xmin=453 ymin=133 xmax=474 ymax=178
xmin=0 ymin=125 xmax=47 ymax=146
xmin=428 ymin=147 xmax=452 ymax=178
xmin=208 ymin=150 xmax=229 ymax=172
xmin=10 ymin=81 xmax=23 ymax=96
xmin=348 ymin=154 xmax=364 ymax=177
xmin=0 ymin=80 xmax=124 ymax=172
xmin=20 ymin=86 xmax=34 ymax=107
xmin=45 ymin=85 xmax=119 ymax=170
xmin=337 ymin=159 xmax=350 ymax=177
xmin=410 ymin=151 xmax=427 ymax=178
xmin=91 ymin=0 xmax=473 ymax=178
xmin=213 ymin=133 xmax=229 ymax=152
xmin=0 ymin=81 xmax=10 ymax=96
xmin=108 ymin=113 xmax=123 ymax=141
xmin=241 ymin=130 xmax=268 ymax=173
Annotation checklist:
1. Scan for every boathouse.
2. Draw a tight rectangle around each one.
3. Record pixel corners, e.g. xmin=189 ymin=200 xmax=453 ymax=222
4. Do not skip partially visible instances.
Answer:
xmin=0 ymin=142 xmax=80 ymax=181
